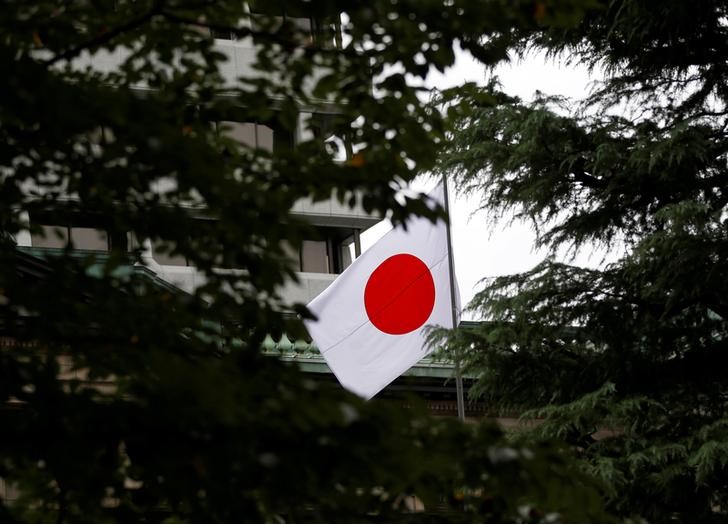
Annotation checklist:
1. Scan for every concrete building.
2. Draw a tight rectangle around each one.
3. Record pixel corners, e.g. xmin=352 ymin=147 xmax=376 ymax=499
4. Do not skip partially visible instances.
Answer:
xmin=13 ymin=5 xmax=479 ymax=417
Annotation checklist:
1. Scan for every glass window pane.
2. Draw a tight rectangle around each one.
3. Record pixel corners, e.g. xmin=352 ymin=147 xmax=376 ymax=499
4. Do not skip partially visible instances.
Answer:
xmin=281 ymin=241 xmax=301 ymax=270
xmin=31 ymin=225 xmax=69 ymax=249
xmin=221 ymin=121 xmax=257 ymax=148
xmin=257 ymin=124 xmax=274 ymax=152
xmin=301 ymin=240 xmax=328 ymax=273
xmin=339 ymin=236 xmax=354 ymax=271
xmin=70 ymin=227 xmax=108 ymax=251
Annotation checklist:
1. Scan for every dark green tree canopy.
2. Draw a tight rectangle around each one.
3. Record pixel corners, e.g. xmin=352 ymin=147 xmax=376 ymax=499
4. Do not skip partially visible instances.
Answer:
xmin=439 ymin=1 xmax=728 ymax=522
xmin=0 ymin=1 xmax=613 ymax=523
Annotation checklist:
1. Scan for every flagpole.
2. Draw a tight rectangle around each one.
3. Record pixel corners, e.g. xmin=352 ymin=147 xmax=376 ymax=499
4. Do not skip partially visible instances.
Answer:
xmin=441 ymin=175 xmax=466 ymax=421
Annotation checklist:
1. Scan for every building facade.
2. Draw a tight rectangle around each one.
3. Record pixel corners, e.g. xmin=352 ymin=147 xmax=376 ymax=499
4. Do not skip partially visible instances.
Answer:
xmin=12 ymin=5 xmax=477 ymax=417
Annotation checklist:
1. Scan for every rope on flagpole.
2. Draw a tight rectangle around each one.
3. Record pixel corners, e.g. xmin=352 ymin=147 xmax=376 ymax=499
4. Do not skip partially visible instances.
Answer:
xmin=441 ymin=175 xmax=466 ymax=421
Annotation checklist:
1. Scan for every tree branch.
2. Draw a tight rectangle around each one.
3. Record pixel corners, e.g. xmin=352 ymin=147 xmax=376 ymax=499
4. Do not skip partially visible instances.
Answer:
xmin=55 ymin=485 xmax=66 ymax=524
xmin=45 ymin=2 xmax=165 ymax=66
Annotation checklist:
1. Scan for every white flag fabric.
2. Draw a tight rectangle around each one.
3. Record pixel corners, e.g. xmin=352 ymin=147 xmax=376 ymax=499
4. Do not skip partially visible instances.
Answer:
xmin=304 ymin=183 xmax=460 ymax=399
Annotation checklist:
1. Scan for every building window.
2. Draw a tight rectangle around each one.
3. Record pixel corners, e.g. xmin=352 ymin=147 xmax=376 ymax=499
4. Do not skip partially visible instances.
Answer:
xmin=31 ymin=224 xmax=110 ymax=251
xmin=219 ymin=121 xmax=275 ymax=152
xmin=285 ymin=227 xmax=360 ymax=274
xmin=308 ymin=112 xmax=352 ymax=161
xmin=339 ymin=232 xmax=356 ymax=269
xmin=218 ymin=118 xmax=295 ymax=154
xmin=248 ymin=0 xmax=340 ymax=48
xmin=146 ymin=220 xmax=359 ymax=274
xmin=206 ymin=2 xmax=341 ymax=47
xmin=301 ymin=239 xmax=328 ymax=273
xmin=249 ymin=1 xmax=312 ymax=41
xmin=70 ymin=227 xmax=109 ymax=251
xmin=31 ymin=225 xmax=69 ymax=249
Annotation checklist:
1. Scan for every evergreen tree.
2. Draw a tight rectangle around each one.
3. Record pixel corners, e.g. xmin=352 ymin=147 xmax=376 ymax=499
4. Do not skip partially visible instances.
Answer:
xmin=440 ymin=1 xmax=728 ymax=522
xmin=0 ymin=1 xmax=611 ymax=522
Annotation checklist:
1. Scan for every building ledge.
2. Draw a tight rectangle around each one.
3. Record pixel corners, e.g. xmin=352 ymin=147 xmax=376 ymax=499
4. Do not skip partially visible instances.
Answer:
xmin=261 ymin=333 xmax=462 ymax=379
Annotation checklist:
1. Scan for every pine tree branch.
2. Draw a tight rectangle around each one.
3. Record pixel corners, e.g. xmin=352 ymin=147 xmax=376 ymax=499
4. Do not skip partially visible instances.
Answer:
xmin=567 ymin=156 xmax=606 ymax=190
xmin=572 ymin=169 xmax=607 ymax=189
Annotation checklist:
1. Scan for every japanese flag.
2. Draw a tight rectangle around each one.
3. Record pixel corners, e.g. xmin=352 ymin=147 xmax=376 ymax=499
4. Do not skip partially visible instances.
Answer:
xmin=304 ymin=183 xmax=460 ymax=399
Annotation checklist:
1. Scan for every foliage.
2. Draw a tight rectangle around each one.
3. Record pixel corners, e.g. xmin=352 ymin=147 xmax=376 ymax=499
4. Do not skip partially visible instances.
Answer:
xmin=0 ymin=0 xmax=613 ymax=522
xmin=440 ymin=1 xmax=728 ymax=522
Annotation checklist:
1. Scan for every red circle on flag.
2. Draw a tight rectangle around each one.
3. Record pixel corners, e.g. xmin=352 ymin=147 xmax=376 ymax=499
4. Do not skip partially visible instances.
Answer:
xmin=364 ymin=253 xmax=435 ymax=335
